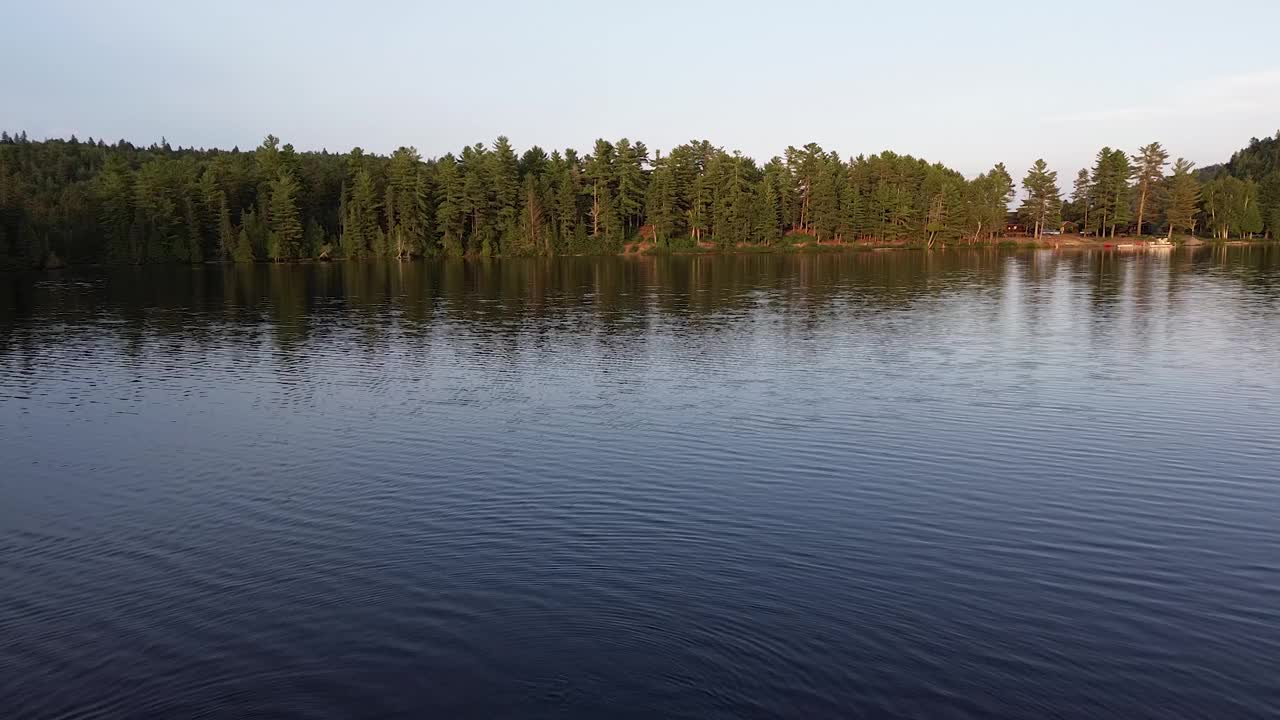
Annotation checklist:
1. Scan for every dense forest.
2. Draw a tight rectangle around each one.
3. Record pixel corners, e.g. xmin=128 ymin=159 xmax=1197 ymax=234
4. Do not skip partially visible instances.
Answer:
xmin=0 ymin=130 xmax=1277 ymax=268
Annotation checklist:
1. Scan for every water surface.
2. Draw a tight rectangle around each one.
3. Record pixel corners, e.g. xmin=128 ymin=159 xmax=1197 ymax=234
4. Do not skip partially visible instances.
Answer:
xmin=2 ymin=248 xmax=1279 ymax=718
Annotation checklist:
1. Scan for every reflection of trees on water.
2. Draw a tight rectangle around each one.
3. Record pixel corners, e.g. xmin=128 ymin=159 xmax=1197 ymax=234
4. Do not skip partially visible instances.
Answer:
xmin=1 ymin=247 xmax=1277 ymax=373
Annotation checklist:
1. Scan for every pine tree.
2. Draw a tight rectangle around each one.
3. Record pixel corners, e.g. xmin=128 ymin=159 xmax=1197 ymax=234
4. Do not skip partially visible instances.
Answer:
xmin=1162 ymin=158 xmax=1200 ymax=240
xmin=615 ymin=139 xmax=648 ymax=233
xmin=343 ymin=167 xmax=379 ymax=258
xmin=689 ymin=169 xmax=713 ymax=242
xmin=1019 ymin=159 xmax=1061 ymax=239
xmin=267 ymin=173 xmax=302 ymax=261
xmin=646 ymin=151 xmax=679 ymax=246
xmin=490 ymin=136 xmax=520 ymax=250
xmin=217 ymin=193 xmax=234 ymax=260
xmin=553 ymin=150 xmax=582 ymax=248
xmin=1090 ymin=148 xmax=1132 ymax=237
xmin=233 ymin=226 xmax=254 ymax=263
xmin=585 ymin=139 xmax=616 ymax=239
xmin=434 ymin=154 xmax=465 ymax=256
xmin=924 ymin=178 xmax=964 ymax=247
xmin=1131 ymin=142 xmax=1169 ymax=236
xmin=517 ymin=175 xmax=549 ymax=255
xmin=1070 ymin=168 xmax=1091 ymax=234
xmin=97 ymin=160 xmax=134 ymax=262
xmin=752 ymin=178 xmax=781 ymax=245
xmin=837 ymin=162 xmax=865 ymax=242
xmin=387 ymin=147 xmax=428 ymax=258
xmin=460 ymin=144 xmax=493 ymax=254
xmin=304 ymin=218 xmax=325 ymax=257
xmin=182 ymin=196 xmax=202 ymax=262
xmin=809 ymin=155 xmax=840 ymax=241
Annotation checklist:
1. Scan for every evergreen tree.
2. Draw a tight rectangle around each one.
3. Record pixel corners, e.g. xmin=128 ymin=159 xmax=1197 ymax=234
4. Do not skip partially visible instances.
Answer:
xmin=96 ymin=159 xmax=134 ymax=262
xmin=182 ymin=196 xmax=202 ymax=262
xmin=267 ymin=173 xmax=303 ymax=261
xmin=836 ymin=161 xmax=864 ymax=241
xmin=304 ymin=217 xmax=326 ymax=257
xmin=343 ymin=167 xmax=379 ymax=258
xmin=434 ymin=154 xmax=465 ymax=256
xmin=615 ymin=139 xmax=648 ymax=233
xmin=1163 ymin=158 xmax=1200 ymax=239
xmin=233 ymin=226 xmax=254 ymax=263
xmin=553 ymin=150 xmax=582 ymax=248
xmin=585 ymin=139 xmax=616 ymax=239
xmin=1132 ymin=142 xmax=1169 ymax=235
xmin=387 ymin=146 xmax=428 ymax=257
xmin=924 ymin=179 xmax=964 ymax=246
xmin=752 ymin=177 xmax=781 ymax=245
xmin=490 ymin=136 xmax=520 ymax=250
xmin=517 ymin=175 xmax=550 ymax=255
xmin=646 ymin=150 xmax=679 ymax=246
xmin=1019 ymin=159 xmax=1062 ymax=239
xmin=1069 ymin=168 xmax=1091 ymax=234
xmin=217 ymin=193 xmax=235 ymax=260
xmin=809 ymin=155 xmax=840 ymax=241
xmin=460 ymin=144 xmax=493 ymax=254
xmin=1090 ymin=148 xmax=1132 ymax=237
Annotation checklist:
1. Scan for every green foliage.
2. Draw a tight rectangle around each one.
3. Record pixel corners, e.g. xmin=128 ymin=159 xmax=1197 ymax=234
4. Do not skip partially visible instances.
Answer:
xmin=490 ymin=136 xmax=520 ymax=250
xmin=304 ymin=217 xmax=325 ymax=258
xmin=217 ymin=194 xmax=235 ymax=260
xmin=386 ymin=146 xmax=429 ymax=257
xmin=1202 ymin=175 xmax=1261 ymax=239
xmin=342 ymin=165 xmax=379 ymax=258
xmin=1018 ymin=159 xmax=1062 ymax=239
xmin=615 ymin=138 xmax=648 ymax=233
xmin=1205 ymin=132 xmax=1280 ymax=239
xmin=962 ymin=163 xmax=1015 ymax=242
xmin=267 ymin=173 xmax=302 ymax=261
xmin=1163 ymin=159 xmax=1201 ymax=238
xmin=1131 ymin=142 xmax=1169 ymax=235
xmin=1064 ymin=168 xmax=1091 ymax=233
xmin=233 ymin=227 xmax=254 ymax=263
xmin=1090 ymin=148 xmax=1132 ymax=237
xmin=3 ymin=129 xmax=1274 ymax=269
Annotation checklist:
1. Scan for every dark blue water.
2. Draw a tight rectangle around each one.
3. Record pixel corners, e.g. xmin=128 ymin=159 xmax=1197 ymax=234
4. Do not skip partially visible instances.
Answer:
xmin=2 ymin=249 xmax=1279 ymax=719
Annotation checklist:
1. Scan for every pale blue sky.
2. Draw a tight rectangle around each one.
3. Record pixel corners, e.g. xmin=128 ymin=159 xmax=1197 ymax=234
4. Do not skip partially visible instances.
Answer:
xmin=5 ymin=0 xmax=1279 ymax=179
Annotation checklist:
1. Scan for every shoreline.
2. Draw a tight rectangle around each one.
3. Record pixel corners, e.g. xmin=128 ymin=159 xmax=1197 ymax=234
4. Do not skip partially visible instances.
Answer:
xmin=624 ymin=235 xmax=1262 ymax=256
xmin=9 ymin=237 xmax=1276 ymax=272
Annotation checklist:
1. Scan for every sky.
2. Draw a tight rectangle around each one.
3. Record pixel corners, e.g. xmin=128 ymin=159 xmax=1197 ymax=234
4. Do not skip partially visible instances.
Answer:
xmin=5 ymin=0 xmax=1280 ymax=180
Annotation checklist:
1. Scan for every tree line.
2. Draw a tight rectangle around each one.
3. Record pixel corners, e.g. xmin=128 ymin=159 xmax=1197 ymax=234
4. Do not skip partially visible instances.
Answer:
xmin=0 ymin=130 xmax=1276 ymax=268
xmin=1046 ymin=139 xmax=1279 ymax=242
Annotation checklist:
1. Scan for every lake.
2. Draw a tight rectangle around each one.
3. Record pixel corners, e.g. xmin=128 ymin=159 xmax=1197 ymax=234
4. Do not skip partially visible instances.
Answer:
xmin=2 ymin=248 xmax=1279 ymax=719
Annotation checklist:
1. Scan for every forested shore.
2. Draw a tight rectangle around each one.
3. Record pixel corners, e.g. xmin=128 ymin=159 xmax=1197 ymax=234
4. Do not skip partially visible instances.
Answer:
xmin=0 ymin=130 xmax=1277 ymax=269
